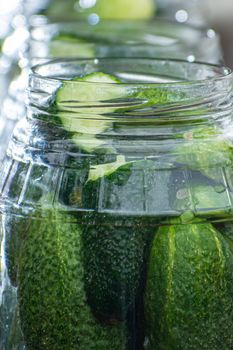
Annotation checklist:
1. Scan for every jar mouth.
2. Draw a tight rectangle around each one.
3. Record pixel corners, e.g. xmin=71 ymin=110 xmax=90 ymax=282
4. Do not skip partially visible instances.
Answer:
xmin=30 ymin=18 xmax=213 ymax=48
xmin=31 ymin=58 xmax=232 ymax=86
xmin=28 ymin=18 xmax=221 ymax=65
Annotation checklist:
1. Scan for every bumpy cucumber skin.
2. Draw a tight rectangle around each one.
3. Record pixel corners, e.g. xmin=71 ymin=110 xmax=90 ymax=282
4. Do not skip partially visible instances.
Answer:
xmin=81 ymin=160 xmax=157 ymax=323
xmin=18 ymin=210 xmax=128 ymax=350
xmin=145 ymin=223 xmax=233 ymax=350
xmin=81 ymin=219 xmax=148 ymax=322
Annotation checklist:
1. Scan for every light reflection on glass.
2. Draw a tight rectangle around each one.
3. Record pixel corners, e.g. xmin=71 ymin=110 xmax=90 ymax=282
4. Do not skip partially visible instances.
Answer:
xmin=88 ymin=13 xmax=100 ymax=25
xmin=207 ymin=29 xmax=216 ymax=39
xmin=187 ymin=55 xmax=195 ymax=62
xmin=175 ymin=9 xmax=189 ymax=23
xmin=79 ymin=0 xmax=96 ymax=9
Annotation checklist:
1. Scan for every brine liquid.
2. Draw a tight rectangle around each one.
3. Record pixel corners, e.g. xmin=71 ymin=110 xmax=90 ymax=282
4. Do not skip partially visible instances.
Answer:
xmin=1 ymin=210 xmax=233 ymax=350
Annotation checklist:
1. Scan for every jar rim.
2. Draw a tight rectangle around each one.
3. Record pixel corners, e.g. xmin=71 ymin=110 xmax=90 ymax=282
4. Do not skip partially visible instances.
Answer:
xmin=29 ymin=17 xmax=215 ymax=40
xmin=30 ymin=57 xmax=232 ymax=87
xmin=28 ymin=18 xmax=221 ymax=64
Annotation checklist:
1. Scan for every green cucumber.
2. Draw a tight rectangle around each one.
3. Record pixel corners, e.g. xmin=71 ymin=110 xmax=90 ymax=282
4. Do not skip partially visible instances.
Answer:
xmin=18 ymin=209 xmax=128 ymax=350
xmin=145 ymin=222 xmax=233 ymax=350
xmin=56 ymin=72 xmax=126 ymax=152
xmin=80 ymin=158 xmax=164 ymax=322
xmin=4 ymin=216 xmax=30 ymax=287
xmin=56 ymin=72 xmax=124 ymax=107
xmin=81 ymin=218 xmax=148 ymax=323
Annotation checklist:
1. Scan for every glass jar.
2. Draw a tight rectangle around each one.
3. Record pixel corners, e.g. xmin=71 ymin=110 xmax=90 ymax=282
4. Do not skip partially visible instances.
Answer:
xmin=1 ymin=58 xmax=233 ymax=350
xmin=0 ymin=18 xmax=222 ymax=162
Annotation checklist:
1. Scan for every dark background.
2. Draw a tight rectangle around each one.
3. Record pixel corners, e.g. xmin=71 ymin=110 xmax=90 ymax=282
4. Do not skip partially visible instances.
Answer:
xmin=212 ymin=21 xmax=233 ymax=69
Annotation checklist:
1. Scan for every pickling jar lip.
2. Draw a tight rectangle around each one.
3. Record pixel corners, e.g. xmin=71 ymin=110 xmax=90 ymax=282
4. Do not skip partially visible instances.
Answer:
xmin=30 ymin=57 xmax=233 ymax=87
xmin=27 ymin=18 xmax=221 ymax=65
xmin=29 ymin=16 xmax=210 ymax=29
xmin=29 ymin=17 xmax=216 ymax=45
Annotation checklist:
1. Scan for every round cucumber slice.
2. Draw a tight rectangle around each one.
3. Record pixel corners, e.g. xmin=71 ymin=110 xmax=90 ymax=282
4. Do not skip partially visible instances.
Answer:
xmin=58 ymin=113 xmax=109 ymax=135
xmin=56 ymin=72 xmax=125 ymax=107
xmin=56 ymin=72 xmax=126 ymax=152
xmin=91 ymin=0 xmax=155 ymax=19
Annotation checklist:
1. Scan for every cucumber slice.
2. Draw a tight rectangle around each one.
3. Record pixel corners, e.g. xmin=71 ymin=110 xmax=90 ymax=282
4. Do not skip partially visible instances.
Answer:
xmin=87 ymin=155 xmax=127 ymax=182
xmin=56 ymin=72 xmax=124 ymax=106
xmin=49 ymin=34 xmax=95 ymax=58
xmin=71 ymin=134 xmax=107 ymax=153
xmin=91 ymin=0 xmax=155 ymax=19
xmin=56 ymin=72 xmax=126 ymax=152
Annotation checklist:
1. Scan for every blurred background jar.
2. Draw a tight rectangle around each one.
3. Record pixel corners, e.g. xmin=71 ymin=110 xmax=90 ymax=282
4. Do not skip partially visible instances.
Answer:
xmin=38 ymin=0 xmax=156 ymax=21
xmin=155 ymin=0 xmax=233 ymax=69
xmin=0 ymin=0 xmax=25 ymax=108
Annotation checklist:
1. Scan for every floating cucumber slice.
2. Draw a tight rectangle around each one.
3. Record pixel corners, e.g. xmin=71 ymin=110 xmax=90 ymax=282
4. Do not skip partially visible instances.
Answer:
xmin=58 ymin=113 xmax=109 ymax=135
xmin=87 ymin=155 xmax=127 ymax=182
xmin=49 ymin=34 xmax=95 ymax=58
xmin=56 ymin=72 xmax=126 ymax=152
xmin=145 ymin=221 xmax=233 ymax=350
xmin=91 ymin=0 xmax=155 ymax=19
xmin=56 ymin=72 xmax=124 ymax=107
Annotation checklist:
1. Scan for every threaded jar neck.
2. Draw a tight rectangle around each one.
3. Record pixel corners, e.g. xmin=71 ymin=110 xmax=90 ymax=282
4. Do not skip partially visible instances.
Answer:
xmin=3 ymin=58 xmax=233 ymax=218
xmin=28 ymin=58 xmax=233 ymax=122
xmin=7 ymin=58 xmax=233 ymax=165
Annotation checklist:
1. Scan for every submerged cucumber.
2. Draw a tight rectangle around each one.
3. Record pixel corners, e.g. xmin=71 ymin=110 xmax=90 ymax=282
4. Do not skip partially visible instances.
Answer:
xmin=145 ymin=222 xmax=233 ymax=350
xmin=81 ymin=158 xmax=161 ymax=322
xmin=18 ymin=209 xmax=128 ymax=350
